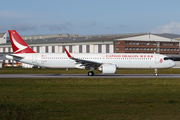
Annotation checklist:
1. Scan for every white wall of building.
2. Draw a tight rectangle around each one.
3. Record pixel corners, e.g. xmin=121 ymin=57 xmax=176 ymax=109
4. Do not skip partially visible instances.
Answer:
xmin=41 ymin=46 xmax=45 ymax=53
xmin=102 ymin=45 xmax=106 ymax=53
xmin=58 ymin=46 xmax=62 ymax=53
xmin=82 ymin=45 xmax=86 ymax=53
xmin=110 ymin=45 xmax=114 ymax=53
xmin=48 ymin=46 xmax=52 ymax=53
xmin=75 ymin=45 xmax=79 ymax=53
xmin=55 ymin=46 xmax=58 ymax=53
xmin=0 ymin=33 xmax=6 ymax=44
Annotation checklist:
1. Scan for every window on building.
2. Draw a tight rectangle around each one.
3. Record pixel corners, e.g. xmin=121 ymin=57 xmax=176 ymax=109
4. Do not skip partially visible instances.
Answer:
xmin=143 ymin=48 xmax=146 ymax=50
xmin=129 ymin=42 xmax=132 ymax=45
xmin=150 ymin=43 xmax=153 ymax=45
xmin=98 ymin=44 xmax=102 ymax=53
xmin=129 ymin=47 xmax=132 ymax=50
xmin=124 ymin=47 xmax=128 ymax=50
xmin=136 ymin=42 xmax=139 ymax=45
xmin=139 ymin=42 xmax=142 ymax=45
xmin=157 ymin=43 xmax=159 ymax=47
xmin=143 ymin=42 xmax=146 ymax=45
xmin=177 ymin=49 xmax=179 ymax=51
xmin=132 ymin=47 xmax=135 ymax=50
xmin=37 ymin=46 xmax=39 ymax=53
xmin=86 ymin=45 xmax=90 ymax=53
xmin=170 ymin=43 xmax=173 ymax=46
xmin=153 ymin=43 xmax=156 ymax=45
xmin=163 ymin=48 xmax=166 ymax=51
xmin=160 ymin=48 xmax=163 ymax=51
xmin=116 ymin=47 xmax=119 ymax=50
xmin=52 ymin=46 xmax=55 ymax=53
xmin=136 ymin=48 xmax=139 ymax=50
xmin=160 ymin=43 xmax=163 ymax=46
xmin=62 ymin=46 xmax=65 ymax=53
xmin=150 ymin=48 xmax=153 ymax=51
xmin=173 ymin=48 xmax=176 ymax=51
xmin=170 ymin=48 xmax=173 ymax=51
xmin=173 ymin=43 xmax=176 ymax=46
xmin=146 ymin=43 xmax=149 ymax=45
xmin=132 ymin=42 xmax=135 ymax=45
xmin=8 ymin=47 xmax=11 ymax=52
xmin=167 ymin=43 xmax=169 ymax=46
xmin=69 ymin=45 xmax=72 ymax=53
xmin=106 ymin=44 xmax=109 ymax=53
xmin=176 ymin=43 xmax=179 ymax=46
xmin=139 ymin=48 xmax=142 ymax=50
xmin=163 ymin=43 xmax=166 ymax=46
xmin=125 ymin=42 xmax=128 ymax=45
xmin=46 ymin=46 xmax=48 ymax=53
xmin=167 ymin=48 xmax=169 ymax=51
xmin=147 ymin=48 xmax=149 ymax=51
xmin=116 ymin=42 xmax=120 ymax=45
xmin=79 ymin=45 xmax=82 ymax=53
xmin=153 ymin=48 xmax=156 ymax=51
xmin=157 ymin=48 xmax=159 ymax=52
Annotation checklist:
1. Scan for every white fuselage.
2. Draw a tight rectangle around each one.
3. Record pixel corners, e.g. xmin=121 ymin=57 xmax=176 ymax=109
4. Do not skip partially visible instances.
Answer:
xmin=7 ymin=53 xmax=176 ymax=69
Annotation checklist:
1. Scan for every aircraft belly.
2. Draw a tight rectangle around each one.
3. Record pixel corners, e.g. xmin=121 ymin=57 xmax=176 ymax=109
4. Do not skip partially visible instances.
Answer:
xmin=39 ymin=59 xmax=75 ymax=68
xmin=117 ymin=60 xmax=155 ymax=69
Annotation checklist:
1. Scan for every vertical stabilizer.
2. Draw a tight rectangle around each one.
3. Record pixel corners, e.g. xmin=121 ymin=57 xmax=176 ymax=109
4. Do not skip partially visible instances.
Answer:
xmin=8 ymin=30 xmax=36 ymax=54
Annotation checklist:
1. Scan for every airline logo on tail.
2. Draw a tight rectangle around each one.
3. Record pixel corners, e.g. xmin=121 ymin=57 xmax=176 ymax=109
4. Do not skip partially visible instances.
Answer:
xmin=8 ymin=30 xmax=36 ymax=54
xmin=11 ymin=33 xmax=28 ymax=53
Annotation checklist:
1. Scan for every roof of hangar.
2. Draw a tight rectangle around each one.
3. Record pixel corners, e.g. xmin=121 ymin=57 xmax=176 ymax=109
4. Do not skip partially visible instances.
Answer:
xmin=153 ymin=33 xmax=180 ymax=40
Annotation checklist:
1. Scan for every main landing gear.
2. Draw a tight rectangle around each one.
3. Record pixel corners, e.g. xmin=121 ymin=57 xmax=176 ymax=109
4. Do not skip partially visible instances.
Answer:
xmin=88 ymin=67 xmax=95 ymax=76
xmin=154 ymin=69 xmax=158 ymax=76
xmin=88 ymin=71 xmax=94 ymax=76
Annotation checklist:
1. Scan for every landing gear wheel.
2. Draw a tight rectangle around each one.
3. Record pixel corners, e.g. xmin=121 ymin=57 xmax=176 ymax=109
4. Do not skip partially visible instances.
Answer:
xmin=154 ymin=69 xmax=158 ymax=76
xmin=154 ymin=73 xmax=158 ymax=76
xmin=88 ymin=71 xmax=94 ymax=76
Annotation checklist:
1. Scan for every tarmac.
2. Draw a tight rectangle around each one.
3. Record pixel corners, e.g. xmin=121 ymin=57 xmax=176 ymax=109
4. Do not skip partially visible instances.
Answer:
xmin=1 ymin=74 xmax=180 ymax=78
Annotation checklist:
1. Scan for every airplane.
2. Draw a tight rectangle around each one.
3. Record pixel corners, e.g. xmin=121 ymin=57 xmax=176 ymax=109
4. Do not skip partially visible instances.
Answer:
xmin=6 ymin=30 xmax=176 ymax=76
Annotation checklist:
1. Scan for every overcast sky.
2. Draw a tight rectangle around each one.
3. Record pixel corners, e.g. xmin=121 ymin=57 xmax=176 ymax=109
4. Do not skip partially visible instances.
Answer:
xmin=1 ymin=0 xmax=180 ymax=36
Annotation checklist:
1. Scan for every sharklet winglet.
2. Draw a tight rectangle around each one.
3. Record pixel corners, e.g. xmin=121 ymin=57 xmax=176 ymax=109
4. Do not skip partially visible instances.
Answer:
xmin=64 ymin=48 xmax=72 ymax=58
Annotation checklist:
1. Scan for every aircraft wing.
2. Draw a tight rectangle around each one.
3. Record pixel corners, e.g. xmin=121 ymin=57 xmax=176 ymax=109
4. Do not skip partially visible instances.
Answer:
xmin=64 ymin=48 xmax=102 ymax=68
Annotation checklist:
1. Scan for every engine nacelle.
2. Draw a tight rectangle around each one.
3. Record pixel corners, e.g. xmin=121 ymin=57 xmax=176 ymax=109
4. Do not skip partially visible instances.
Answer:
xmin=99 ymin=64 xmax=116 ymax=74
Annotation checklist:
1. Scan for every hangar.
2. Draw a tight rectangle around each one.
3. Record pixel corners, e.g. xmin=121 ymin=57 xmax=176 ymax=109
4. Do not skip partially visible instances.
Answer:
xmin=0 ymin=32 xmax=180 ymax=67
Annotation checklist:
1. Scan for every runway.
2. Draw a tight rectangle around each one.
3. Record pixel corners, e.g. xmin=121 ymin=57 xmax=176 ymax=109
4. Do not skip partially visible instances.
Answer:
xmin=1 ymin=74 xmax=180 ymax=78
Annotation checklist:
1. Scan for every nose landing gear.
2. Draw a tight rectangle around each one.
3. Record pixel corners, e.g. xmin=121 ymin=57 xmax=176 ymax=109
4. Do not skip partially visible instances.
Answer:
xmin=88 ymin=71 xmax=94 ymax=76
xmin=154 ymin=69 xmax=158 ymax=76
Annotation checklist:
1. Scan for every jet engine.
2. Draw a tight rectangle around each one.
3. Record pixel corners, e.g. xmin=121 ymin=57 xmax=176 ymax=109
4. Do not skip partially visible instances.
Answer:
xmin=98 ymin=64 xmax=116 ymax=74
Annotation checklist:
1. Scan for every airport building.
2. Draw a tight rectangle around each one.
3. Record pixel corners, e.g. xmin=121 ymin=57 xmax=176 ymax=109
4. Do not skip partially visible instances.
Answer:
xmin=0 ymin=33 xmax=7 ymax=44
xmin=0 ymin=32 xmax=180 ymax=67
xmin=114 ymin=34 xmax=180 ymax=55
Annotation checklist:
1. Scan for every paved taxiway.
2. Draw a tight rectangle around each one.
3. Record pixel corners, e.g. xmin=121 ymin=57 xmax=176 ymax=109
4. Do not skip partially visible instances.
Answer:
xmin=1 ymin=74 xmax=180 ymax=78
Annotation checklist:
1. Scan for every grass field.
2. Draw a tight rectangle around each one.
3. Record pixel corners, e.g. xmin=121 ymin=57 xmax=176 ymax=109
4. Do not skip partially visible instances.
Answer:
xmin=1 ymin=78 xmax=180 ymax=119
xmin=0 ymin=67 xmax=180 ymax=74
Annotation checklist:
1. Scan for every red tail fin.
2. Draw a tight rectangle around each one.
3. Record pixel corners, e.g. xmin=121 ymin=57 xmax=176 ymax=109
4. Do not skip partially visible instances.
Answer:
xmin=8 ymin=30 xmax=36 ymax=54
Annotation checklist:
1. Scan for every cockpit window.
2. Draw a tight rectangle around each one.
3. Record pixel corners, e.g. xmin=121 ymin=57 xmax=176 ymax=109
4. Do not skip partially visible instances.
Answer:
xmin=164 ymin=57 xmax=171 ymax=60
